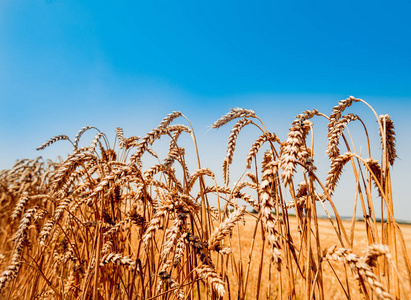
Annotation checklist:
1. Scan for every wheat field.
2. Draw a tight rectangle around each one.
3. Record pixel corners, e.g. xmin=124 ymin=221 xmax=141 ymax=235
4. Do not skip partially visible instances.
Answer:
xmin=0 ymin=96 xmax=410 ymax=299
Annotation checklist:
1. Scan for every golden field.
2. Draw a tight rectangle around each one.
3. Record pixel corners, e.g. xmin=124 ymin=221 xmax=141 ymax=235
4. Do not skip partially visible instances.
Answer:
xmin=228 ymin=215 xmax=411 ymax=299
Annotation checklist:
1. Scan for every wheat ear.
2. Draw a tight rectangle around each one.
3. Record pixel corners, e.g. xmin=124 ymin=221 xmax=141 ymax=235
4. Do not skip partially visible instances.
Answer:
xmin=364 ymin=158 xmax=385 ymax=197
xmin=196 ymin=264 xmax=225 ymax=298
xmin=163 ymin=147 xmax=184 ymax=169
xmin=39 ymin=198 xmax=71 ymax=245
xmin=0 ymin=207 xmax=37 ymax=293
xmin=128 ymin=124 xmax=190 ymax=167
xmin=324 ymin=153 xmax=354 ymax=198
xmin=158 ymin=111 xmax=183 ymax=129
xmin=116 ymin=127 xmax=126 ymax=149
xmin=328 ymin=96 xmax=361 ymax=130
xmin=209 ymin=206 xmax=246 ymax=251
xmin=11 ymin=194 xmax=30 ymax=221
xmin=212 ymin=107 xmax=256 ymax=129
xmin=73 ymin=126 xmax=99 ymax=150
xmin=161 ymin=218 xmax=184 ymax=262
xmin=37 ymin=135 xmax=71 ymax=151
xmin=323 ymin=245 xmax=393 ymax=300
xmin=173 ymin=236 xmax=186 ymax=267
xmin=326 ymin=113 xmax=359 ymax=160
xmin=379 ymin=114 xmax=397 ymax=166
xmin=246 ymin=132 xmax=280 ymax=169
xmin=222 ymin=118 xmax=253 ymax=184
xmin=100 ymin=253 xmax=137 ymax=271
xmin=280 ymin=120 xmax=311 ymax=186
xmin=260 ymin=152 xmax=282 ymax=265
xmin=187 ymin=168 xmax=215 ymax=192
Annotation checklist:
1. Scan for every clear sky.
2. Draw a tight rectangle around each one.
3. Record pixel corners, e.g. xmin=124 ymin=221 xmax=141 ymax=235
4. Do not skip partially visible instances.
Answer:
xmin=1 ymin=0 xmax=410 ymax=220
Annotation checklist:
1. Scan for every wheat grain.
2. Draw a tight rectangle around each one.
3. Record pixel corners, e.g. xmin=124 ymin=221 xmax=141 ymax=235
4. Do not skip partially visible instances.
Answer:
xmin=124 ymin=136 xmax=140 ymax=149
xmin=142 ymin=209 xmax=166 ymax=247
xmin=89 ymin=132 xmax=105 ymax=152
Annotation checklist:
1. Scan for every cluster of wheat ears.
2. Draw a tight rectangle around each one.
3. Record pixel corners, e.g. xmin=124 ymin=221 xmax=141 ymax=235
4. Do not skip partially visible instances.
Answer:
xmin=0 ymin=96 xmax=409 ymax=299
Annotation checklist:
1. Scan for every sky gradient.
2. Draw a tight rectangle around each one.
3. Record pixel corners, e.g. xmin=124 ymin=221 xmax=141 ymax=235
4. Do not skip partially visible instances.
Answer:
xmin=1 ymin=0 xmax=411 ymax=220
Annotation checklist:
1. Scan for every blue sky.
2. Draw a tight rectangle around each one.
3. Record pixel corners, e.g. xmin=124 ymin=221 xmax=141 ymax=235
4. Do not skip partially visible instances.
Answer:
xmin=1 ymin=0 xmax=411 ymax=220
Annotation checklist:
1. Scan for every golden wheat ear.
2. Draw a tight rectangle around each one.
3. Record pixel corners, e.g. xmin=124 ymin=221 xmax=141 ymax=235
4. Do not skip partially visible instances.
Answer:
xmin=115 ymin=127 xmax=126 ymax=149
xmin=208 ymin=206 xmax=246 ymax=251
xmin=128 ymin=124 xmax=190 ymax=167
xmin=158 ymin=111 xmax=183 ymax=129
xmin=73 ymin=126 xmax=100 ymax=150
xmin=246 ymin=132 xmax=280 ymax=169
xmin=211 ymin=107 xmax=256 ymax=129
xmin=222 ymin=118 xmax=252 ymax=185
xmin=326 ymin=113 xmax=359 ymax=160
xmin=324 ymin=152 xmax=354 ymax=196
xmin=328 ymin=96 xmax=361 ymax=129
xmin=195 ymin=264 xmax=225 ymax=298
xmin=36 ymin=134 xmax=73 ymax=150
xmin=379 ymin=114 xmax=397 ymax=166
